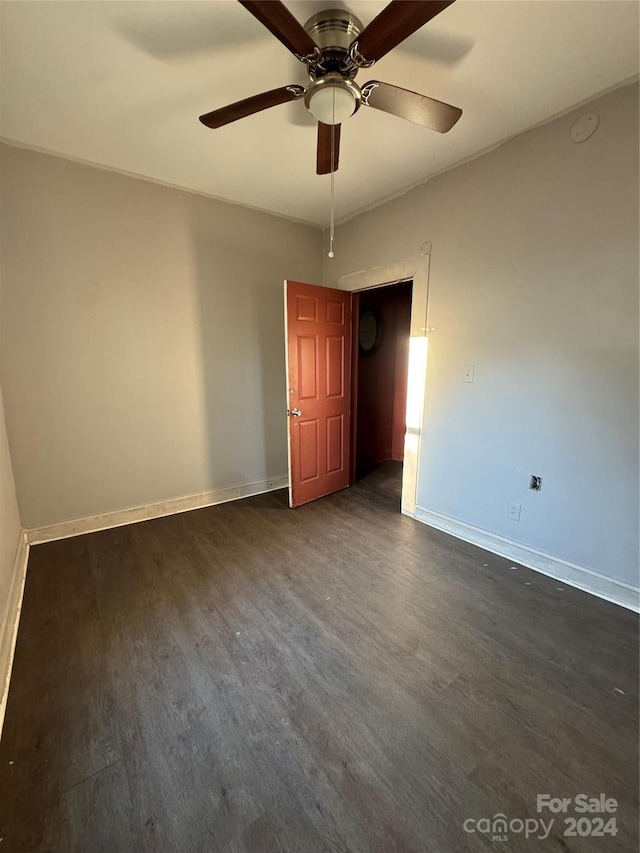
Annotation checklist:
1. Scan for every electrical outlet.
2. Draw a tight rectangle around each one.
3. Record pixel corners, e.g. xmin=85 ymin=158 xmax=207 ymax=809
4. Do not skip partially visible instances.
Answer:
xmin=507 ymin=501 xmax=521 ymax=521
xmin=463 ymin=364 xmax=474 ymax=383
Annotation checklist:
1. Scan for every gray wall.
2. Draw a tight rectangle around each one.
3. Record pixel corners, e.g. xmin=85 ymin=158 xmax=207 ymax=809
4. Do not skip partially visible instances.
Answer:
xmin=0 ymin=144 xmax=322 ymax=527
xmin=325 ymin=82 xmax=639 ymax=589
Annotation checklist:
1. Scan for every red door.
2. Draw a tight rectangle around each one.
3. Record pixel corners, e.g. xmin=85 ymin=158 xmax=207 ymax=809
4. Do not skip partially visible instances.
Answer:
xmin=285 ymin=280 xmax=352 ymax=507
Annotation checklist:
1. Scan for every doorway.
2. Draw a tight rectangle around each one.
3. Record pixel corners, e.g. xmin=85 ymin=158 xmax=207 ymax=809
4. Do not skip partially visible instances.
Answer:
xmin=350 ymin=281 xmax=413 ymax=491
xmin=285 ymin=268 xmax=425 ymax=513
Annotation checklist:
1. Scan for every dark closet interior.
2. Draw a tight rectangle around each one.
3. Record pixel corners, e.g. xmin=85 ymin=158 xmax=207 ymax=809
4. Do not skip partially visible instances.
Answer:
xmin=353 ymin=280 xmax=412 ymax=481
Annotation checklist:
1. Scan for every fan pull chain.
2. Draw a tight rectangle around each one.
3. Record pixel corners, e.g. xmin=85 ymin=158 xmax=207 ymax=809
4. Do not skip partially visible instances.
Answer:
xmin=328 ymin=86 xmax=336 ymax=258
xmin=329 ymin=167 xmax=335 ymax=258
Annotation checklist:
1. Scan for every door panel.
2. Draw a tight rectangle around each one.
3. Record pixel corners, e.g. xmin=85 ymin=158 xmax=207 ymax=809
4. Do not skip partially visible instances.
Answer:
xmin=298 ymin=336 xmax=318 ymax=399
xmin=296 ymin=295 xmax=318 ymax=321
xmin=326 ymin=299 xmax=345 ymax=324
xmin=299 ymin=420 xmax=320 ymax=482
xmin=286 ymin=280 xmax=352 ymax=507
xmin=325 ymin=337 xmax=344 ymax=397
xmin=326 ymin=415 xmax=344 ymax=473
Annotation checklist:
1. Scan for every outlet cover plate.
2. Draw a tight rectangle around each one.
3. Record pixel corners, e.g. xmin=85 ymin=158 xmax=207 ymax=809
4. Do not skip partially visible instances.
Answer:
xmin=507 ymin=501 xmax=521 ymax=521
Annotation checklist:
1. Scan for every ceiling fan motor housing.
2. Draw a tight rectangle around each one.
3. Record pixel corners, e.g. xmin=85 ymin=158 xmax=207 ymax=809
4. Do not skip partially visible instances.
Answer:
xmin=303 ymin=9 xmax=364 ymax=78
xmin=303 ymin=9 xmax=366 ymax=124
xmin=304 ymin=9 xmax=363 ymax=51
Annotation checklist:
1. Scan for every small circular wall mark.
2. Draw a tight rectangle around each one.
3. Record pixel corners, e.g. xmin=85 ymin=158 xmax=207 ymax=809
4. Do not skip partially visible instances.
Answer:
xmin=570 ymin=113 xmax=599 ymax=143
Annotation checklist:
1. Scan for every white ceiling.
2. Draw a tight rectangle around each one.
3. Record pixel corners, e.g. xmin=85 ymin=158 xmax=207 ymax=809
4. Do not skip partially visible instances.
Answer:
xmin=1 ymin=1 xmax=638 ymax=227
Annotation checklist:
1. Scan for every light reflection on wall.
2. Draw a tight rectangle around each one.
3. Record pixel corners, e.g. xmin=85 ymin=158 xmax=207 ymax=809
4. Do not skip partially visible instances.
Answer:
xmin=406 ymin=336 xmax=429 ymax=430
xmin=402 ymin=335 xmax=429 ymax=513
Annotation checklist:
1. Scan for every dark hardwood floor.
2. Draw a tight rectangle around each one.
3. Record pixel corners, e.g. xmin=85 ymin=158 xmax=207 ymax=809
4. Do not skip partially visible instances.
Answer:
xmin=0 ymin=462 xmax=638 ymax=852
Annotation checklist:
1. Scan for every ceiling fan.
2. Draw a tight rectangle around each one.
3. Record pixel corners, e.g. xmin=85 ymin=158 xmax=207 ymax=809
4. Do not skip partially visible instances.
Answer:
xmin=199 ymin=0 xmax=462 ymax=175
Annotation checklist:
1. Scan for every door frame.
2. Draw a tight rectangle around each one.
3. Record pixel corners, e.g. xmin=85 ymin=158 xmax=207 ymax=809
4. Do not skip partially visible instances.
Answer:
xmin=348 ymin=290 xmax=360 ymax=487
xmin=339 ymin=255 xmax=431 ymax=517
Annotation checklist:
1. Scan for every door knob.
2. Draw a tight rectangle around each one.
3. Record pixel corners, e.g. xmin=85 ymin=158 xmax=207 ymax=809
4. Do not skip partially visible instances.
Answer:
xmin=289 ymin=408 xmax=302 ymax=417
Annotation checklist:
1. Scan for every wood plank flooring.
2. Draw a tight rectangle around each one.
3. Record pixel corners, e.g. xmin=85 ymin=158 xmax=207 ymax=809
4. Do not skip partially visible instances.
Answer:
xmin=0 ymin=462 xmax=638 ymax=852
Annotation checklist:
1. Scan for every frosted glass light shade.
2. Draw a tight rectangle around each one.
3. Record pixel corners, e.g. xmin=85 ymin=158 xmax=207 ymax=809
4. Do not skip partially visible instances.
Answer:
xmin=308 ymin=85 xmax=356 ymax=125
xmin=304 ymin=75 xmax=361 ymax=125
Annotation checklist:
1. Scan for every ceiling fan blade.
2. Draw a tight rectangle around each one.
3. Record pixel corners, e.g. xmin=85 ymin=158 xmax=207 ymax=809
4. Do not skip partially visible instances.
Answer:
xmin=362 ymin=81 xmax=461 ymax=132
xmin=317 ymin=123 xmax=341 ymax=175
xmin=199 ymin=86 xmax=304 ymax=129
xmin=238 ymin=1 xmax=316 ymax=57
xmin=355 ymin=1 xmax=455 ymax=63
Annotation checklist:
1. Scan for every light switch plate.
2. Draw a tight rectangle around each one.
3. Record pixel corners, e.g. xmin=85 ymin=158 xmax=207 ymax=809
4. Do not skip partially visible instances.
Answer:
xmin=463 ymin=364 xmax=474 ymax=383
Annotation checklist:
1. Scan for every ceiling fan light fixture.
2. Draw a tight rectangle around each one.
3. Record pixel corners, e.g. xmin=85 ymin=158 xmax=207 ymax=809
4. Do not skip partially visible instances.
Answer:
xmin=304 ymin=74 xmax=361 ymax=125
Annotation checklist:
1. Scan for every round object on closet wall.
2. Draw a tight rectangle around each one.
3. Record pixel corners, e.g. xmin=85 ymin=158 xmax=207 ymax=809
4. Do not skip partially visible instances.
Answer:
xmin=421 ymin=241 xmax=432 ymax=255
xmin=358 ymin=307 xmax=382 ymax=355
xmin=570 ymin=112 xmax=599 ymax=143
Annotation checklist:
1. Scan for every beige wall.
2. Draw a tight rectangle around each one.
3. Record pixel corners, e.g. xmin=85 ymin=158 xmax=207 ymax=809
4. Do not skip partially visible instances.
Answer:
xmin=0 ymin=144 xmax=322 ymax=527
xmin=325 ymin=82 xmax=639 ymax=591
xmin=0 ymin=380 xmax=21 ymax=629
xmin=0 ymin=201 xmax=23 ymax=725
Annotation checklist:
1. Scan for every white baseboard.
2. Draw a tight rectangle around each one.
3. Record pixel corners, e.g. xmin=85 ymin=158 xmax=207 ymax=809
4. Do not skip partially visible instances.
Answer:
xmin=414 ymin=505 xmax=640 ymax=613
xmin=0 ymin=532 xmax=30 ymax=738
xmin=26 ymin=476 xmax=289 ymax=545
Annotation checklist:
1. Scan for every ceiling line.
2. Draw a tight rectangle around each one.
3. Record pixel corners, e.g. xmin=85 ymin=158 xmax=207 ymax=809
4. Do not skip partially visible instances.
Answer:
xmin=330 ymin=73 xmax=640 ymax=231
xmin=0 ymin=136 xmax=324 ymax=231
